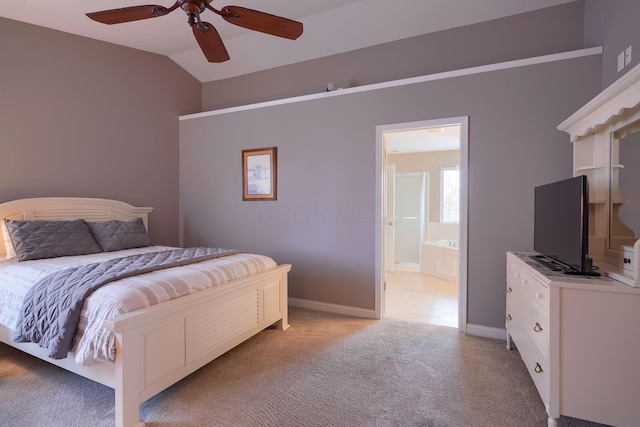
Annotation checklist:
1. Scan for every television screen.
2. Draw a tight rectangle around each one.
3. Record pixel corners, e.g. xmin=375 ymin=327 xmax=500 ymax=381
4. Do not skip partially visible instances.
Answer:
xmin=533 ymin=175 xmax=594 ymax=274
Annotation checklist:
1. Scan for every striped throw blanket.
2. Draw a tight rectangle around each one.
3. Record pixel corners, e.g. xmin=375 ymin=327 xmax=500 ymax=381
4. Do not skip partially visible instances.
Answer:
xmin=12 ymin=248 xmax=239 ymax=359
xmin=0 ymin=246 xmax=278 ymax=364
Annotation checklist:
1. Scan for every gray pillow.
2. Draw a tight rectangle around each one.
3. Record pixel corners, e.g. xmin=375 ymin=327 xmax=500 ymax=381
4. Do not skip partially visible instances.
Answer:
xmin=4 ymin=219 xmax=102 ymax=261
xmin=87 ymin=217 xmax=152 ymax=252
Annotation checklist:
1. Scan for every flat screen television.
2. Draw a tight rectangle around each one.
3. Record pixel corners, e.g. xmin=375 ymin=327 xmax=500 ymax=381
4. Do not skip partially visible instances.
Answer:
xmin=532 ymin=175 xmax=599 ymax=276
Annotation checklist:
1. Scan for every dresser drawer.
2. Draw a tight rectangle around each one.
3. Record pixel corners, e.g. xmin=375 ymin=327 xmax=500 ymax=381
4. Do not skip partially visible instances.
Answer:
xmin=506 ymin=301 xmax=550 ymax=405
xmin=507 ymin=285 xmax=548 ymax=356
xmin=507 ymin=259 xmax=548 ymax=314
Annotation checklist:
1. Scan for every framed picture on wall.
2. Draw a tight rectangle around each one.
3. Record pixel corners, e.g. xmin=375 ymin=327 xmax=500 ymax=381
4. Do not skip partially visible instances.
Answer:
xmin=242 ymin=147 xmax=277 ymax=201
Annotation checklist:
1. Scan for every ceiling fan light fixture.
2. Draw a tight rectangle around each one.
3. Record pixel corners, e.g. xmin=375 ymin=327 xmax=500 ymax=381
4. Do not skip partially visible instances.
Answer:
xmin=86 ymin=1 xmax=303 ymax=62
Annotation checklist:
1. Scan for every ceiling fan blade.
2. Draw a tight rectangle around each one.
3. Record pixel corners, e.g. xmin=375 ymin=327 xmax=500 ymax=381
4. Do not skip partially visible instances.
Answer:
xmin=193 ymin=22 xmax=230 ymax=63
xmin=219 ymin=6 xmax=303 ymax=40
xmin=86 ymin=4 xmax=174 ymax=25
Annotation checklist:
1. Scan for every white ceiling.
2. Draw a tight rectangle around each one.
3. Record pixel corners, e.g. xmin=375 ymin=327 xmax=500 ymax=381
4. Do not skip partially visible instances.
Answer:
xmin=385 ymin=126 xmax=461 ymax=154
xmin=1 ymin=0 xmax=576 ymax=83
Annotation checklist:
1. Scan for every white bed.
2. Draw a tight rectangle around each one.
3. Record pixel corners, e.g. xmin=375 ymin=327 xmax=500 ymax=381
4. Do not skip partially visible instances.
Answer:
xmin=0 ymin=197 xmax=291 ymax=427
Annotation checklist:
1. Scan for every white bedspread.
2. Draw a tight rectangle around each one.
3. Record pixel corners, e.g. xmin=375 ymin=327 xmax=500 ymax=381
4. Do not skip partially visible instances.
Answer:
xmin=0 ymin=246 xmax=276 ymax=365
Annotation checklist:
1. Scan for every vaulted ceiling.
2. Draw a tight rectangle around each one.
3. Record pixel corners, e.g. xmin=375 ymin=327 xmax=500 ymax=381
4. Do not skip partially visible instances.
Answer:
xmin=1 ymin=0 xmax=576 ymax=82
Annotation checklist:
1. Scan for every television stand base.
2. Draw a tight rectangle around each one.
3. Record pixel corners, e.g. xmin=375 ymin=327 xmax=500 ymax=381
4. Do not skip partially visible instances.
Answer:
xmin=529 ymin=255 xmax=600 ymax=276
xmin=529 ymin=255 xmax=564 ymax=271
xmin=561 ymin=269 xmax=601 ymax=277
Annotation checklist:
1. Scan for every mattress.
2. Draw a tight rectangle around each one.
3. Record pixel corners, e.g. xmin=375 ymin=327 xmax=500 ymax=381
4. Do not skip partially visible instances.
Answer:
xmin=0 ymin=246 xmax=277 ymax=365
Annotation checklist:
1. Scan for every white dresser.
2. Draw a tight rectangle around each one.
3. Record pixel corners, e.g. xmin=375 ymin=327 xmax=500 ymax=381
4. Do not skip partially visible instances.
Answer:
xmin=506 ymin=252 xmax=640 ymax=427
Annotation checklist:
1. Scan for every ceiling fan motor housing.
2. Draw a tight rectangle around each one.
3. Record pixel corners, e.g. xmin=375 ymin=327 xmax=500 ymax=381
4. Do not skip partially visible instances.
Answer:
xmin=180 ymin=0 xmax=207 ymax=15
xmin=86 ymin=1 xmax=303 ymax=63
xmin=180 ymin=0 xmax=208 ymax=30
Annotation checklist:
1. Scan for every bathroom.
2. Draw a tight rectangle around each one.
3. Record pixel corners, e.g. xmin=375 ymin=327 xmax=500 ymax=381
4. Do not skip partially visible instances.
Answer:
xmin=385 ymin=126 xmax=460 ymax=327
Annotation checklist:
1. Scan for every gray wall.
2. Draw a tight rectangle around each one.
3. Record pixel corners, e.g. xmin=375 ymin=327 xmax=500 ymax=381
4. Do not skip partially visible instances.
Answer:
xmin=202 ymin=1 xmax=587 ymax=110
xmin=0 ymin=17 xmax=202 ymax=246
xmin=183 ymin=2 xmax=602 ymax=330
xmin=4 ymin=1 xmax=628 ymax=331
xmin=585 ymin=0 xmax=640 ymax=89
xmin=180 ymin=55 xmax=601 ymax=328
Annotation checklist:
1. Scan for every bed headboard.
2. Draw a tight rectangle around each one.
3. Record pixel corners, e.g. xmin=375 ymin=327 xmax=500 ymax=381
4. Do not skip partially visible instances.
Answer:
xmin=0 ymin=197 xmax=153 ymax=258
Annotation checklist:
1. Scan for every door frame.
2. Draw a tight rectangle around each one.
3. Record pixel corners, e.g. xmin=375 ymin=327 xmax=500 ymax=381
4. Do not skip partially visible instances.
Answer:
xmin=385 ymin=164 xmax=396 ymax=272
xmin=375 ymin=116 xmax=469 ymax=333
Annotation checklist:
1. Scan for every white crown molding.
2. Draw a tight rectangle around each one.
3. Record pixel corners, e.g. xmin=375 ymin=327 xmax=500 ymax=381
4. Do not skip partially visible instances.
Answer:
xmin=558 ymin=62 xmax=640 ymax=141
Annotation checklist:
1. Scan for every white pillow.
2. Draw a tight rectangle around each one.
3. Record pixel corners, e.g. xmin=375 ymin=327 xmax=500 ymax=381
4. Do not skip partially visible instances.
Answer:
xmin=2 ymin=220 xmax=17 ymax=259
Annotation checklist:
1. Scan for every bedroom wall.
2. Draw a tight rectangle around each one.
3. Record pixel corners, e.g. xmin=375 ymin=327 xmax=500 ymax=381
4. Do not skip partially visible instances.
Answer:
xmin=181 ymin=3 xmax=601 ymax=331
xmin=201 ymin=1 xmax=586 ymax=111
xmin=584 ymin=0 xmax=640 ymax=89
xmin=180 ymin=54 xmax=601 ymax=329
xmin=0 ymin=17 xmax=202 ymax=246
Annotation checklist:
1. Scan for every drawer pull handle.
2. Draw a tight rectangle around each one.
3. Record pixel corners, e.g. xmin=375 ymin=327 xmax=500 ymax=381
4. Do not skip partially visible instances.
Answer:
xmin=535 ymin=292 xmax=542 ymax=299
xmin=534 ymin=363 xmax=543 ymax=374
xmin=533 ymin=322 xmax=543 ymax=333
xmin=506 ymin=287 xmax=512 ymax=293
xmin=506 ymin=314 xmax=512 ymax=321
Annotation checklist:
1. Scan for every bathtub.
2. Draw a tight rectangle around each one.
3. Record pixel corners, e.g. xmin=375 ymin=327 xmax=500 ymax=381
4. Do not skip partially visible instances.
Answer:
xmin=420 ymin=239 xmax=459 ymax=282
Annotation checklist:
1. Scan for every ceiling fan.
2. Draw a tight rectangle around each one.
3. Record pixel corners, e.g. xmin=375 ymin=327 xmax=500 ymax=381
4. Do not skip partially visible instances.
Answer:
xmin=86 ymin=1 xmax=303 ymax=63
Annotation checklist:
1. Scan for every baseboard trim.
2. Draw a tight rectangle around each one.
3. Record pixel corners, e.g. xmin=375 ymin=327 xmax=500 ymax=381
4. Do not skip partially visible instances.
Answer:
xmin=466 ymin=324 xmax=507 ymax=341
xmin=288 ymin=298 xmax=377 ymax=319
xmin=290 ymin=298 xmax=509 ymax=341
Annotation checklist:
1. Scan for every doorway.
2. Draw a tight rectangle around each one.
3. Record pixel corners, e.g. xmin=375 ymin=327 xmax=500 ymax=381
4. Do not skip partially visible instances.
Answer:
xmin=375 ymin=117 xmax=468 ymax=332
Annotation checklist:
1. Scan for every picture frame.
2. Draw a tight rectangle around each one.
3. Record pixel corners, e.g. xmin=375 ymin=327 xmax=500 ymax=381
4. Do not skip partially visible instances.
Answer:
xmin=242 ymin=147 xmax=277 ymax=201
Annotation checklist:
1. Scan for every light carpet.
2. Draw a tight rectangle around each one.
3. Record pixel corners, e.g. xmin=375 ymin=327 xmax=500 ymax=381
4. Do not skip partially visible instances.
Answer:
xmin=0 ymin=308 xmax=609 ymax=427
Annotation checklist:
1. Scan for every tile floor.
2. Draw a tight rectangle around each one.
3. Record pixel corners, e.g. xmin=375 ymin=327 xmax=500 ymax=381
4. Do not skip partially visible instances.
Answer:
xmin=385 ymin=269 xmax=458 ymax=328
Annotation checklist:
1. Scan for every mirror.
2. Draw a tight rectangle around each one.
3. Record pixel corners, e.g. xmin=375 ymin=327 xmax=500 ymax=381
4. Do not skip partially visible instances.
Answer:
xmin=609 ymin=121 xmax=640 ymax=253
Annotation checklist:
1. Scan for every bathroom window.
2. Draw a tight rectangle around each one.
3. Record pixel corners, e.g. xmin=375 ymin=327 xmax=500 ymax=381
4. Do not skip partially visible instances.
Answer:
xmin=441 ymin=167 xmax=460 ymax=223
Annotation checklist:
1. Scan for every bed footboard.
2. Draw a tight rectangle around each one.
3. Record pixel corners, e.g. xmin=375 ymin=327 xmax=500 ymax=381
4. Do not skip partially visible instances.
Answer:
xmin=108 ymin=264 xmax=291 ymax=427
